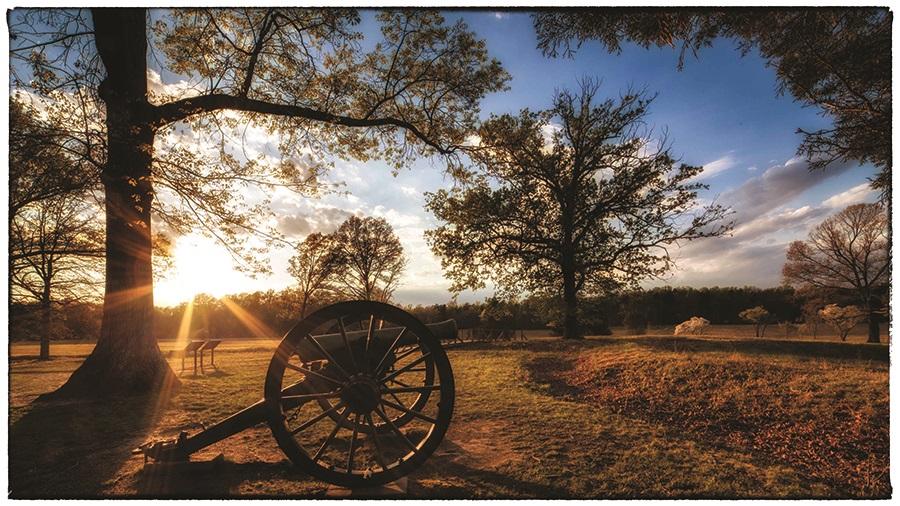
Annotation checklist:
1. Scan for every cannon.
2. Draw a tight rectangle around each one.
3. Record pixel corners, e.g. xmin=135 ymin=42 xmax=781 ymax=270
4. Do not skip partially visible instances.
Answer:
xmin=135 ymin=301 xmax=456 ymax=489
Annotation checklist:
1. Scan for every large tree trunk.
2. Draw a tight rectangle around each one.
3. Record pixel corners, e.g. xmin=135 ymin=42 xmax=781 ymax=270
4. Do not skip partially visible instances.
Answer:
xmin=39 ymin=291 xmax=50 ymax=361
xmin=867 ymin=310 xmax=881 ymax=344
xmin=561 ymin=263 xmax=581 ymax=340
xmin=47 ymin=8 xmax=178 ymax=398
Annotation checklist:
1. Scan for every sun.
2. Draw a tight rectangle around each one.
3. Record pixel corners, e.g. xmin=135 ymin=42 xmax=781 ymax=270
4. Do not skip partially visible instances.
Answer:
xmin=155 ymin=234 xmax=246 ymax=306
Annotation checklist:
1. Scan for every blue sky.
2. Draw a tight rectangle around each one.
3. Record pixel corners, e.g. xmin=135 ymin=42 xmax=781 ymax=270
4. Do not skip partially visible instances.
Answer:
xmin=155 ymin=10 xmax=879 ymax=306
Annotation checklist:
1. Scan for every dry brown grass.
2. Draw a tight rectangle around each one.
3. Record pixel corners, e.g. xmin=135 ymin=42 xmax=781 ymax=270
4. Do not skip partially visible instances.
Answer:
xmin=528 ymin=337 xmax=889 ymax=497
xmin=9 ymin=333 xmax=891 ymax=498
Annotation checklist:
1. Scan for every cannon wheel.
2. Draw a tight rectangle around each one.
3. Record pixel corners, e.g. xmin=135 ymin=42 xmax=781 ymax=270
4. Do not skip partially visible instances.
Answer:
xmin=264 ymin=301 xmax=455 ymax=488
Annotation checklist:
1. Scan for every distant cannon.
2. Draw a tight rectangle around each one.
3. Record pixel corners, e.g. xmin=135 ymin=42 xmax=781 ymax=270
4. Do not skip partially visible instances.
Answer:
xmin=136 ymin=301 xmax=455 ymax=489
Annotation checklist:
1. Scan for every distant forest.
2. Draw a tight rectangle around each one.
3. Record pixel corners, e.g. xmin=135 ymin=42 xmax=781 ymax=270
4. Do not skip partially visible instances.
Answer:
xmin=9 ymin=286 xmax=829 ymax=341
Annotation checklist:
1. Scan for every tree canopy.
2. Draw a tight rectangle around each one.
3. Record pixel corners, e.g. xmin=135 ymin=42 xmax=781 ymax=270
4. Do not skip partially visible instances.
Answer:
xmin=533 ymin=8 xmax=891 ymax=198
xmin=9 ymin=7 xmax=509 ymax=395
xmin=426 ymin=81 xmax=730 ymax=338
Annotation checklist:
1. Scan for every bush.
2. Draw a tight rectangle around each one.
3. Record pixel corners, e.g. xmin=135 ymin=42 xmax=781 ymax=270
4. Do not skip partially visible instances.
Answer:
xmin=674 ymin=316 xmax=709 ymax=336
xmin=819 ymin=304 xmax=865 ymax=341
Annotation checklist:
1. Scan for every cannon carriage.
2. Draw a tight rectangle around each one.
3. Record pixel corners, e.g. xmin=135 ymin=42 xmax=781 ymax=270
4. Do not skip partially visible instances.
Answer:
xmin=137 ymin=301 xmax=456 ymax=489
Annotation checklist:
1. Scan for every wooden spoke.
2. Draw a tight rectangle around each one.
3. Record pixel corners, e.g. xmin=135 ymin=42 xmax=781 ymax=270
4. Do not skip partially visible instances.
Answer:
xmin=346 ymin=414 xmax=361 ymax=472
xmin=364 ymin=413 xmax=389 ymax=471
xmin=364 ymin=314 xmax=375 ymax=373
xmin=381 ymin=384 xmax=442 ymax=395
xmin=337 ymin=317 xmax=359 ymax=374
xmin=281 ymin=391 xmax=343 ymax=402
xmin=305 ymin=333 xmax=352 ymax=380
xmin=291 ymin=401 xmax=347 ymax=435
xmin=381 ymin=353 xmax=431 ymax=385
xmin=313 ymin=407 xmax=352 ymax=462
xmin=373 ymin=405 xmax=419 ymax=455
xmin=374 ymin=327 xmax=407 ymax=376
xmin=380 ymin=398 xmax=438 ymax=425
xmin=392 ymin=345 xmax=424 ymax=364
xmin=389 ymin=377 xmax=412 ymax=388
xmin=284 ymin=362 xmax=343 ymax=387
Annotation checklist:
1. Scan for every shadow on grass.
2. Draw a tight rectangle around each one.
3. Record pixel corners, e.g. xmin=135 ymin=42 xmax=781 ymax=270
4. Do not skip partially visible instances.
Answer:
xmin=132 ymin=459 xmax=313 ymax=498
xmin=8 ymin=394 xmax=170 ymax=498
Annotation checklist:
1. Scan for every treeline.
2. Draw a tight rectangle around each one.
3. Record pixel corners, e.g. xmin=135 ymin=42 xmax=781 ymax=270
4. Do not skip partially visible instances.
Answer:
xmin=10 ymin=285 xmax=811 ymax=342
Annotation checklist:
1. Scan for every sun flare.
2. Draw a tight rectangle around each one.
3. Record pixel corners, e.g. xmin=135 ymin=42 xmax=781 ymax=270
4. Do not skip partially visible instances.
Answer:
xmin=155 ymin=234 xmax=248 ymax=306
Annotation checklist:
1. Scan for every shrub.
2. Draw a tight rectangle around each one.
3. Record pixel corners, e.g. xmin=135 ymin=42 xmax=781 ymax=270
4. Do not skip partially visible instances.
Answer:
xmin=819 ymin=304 xmax=865 ymax=341
xmin=739 ymin=306 xmax=771 ymax=337
xmin=674 ymin=316 xmax=709 ymax=336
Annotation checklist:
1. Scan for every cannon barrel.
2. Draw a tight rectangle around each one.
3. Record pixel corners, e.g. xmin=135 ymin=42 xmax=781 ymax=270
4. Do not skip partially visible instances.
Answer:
xmin=294 ymin=319 xmax=457 ymax=363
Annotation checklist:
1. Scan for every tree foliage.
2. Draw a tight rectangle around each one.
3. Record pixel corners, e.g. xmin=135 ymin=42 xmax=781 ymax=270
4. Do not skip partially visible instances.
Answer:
xmin=9 ymin=7 xmax=508 ymax=394
xmin=287 ymin=232 xmax=337 ymax=317
xmin=818 ymin=303 xmax=866 ymax=341
xmin=328 ymin=216 xmax=407 ymax=302
xmin=426 ymin=81 xmax=730 ymax=338
xmin=533 ymin=8 xmax=892 ymax=197
xmin=738 ymin=305 xmax=771 ymax=337
xmin=783 ymin=203 xmax=888 ymax=343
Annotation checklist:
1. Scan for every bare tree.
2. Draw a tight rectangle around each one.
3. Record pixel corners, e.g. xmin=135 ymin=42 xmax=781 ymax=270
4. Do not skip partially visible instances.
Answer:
xmin=783 ymin=203 xmax=888 ymax=343
xmin=287 ymin=232 xmax=337 ymax=317
xmin=10 ymin=196 xmax=104 ymax=359
xmin=10 ymin=8 xmax=508 ymax=395
xmin=328 ymin=216 xmax=407 ymax=302
xmin=426 ymin=81 xmax=731 ymax=339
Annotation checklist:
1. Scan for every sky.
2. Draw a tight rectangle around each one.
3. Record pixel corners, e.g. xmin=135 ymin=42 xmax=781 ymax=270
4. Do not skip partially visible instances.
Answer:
xmin=154 ymin=10 xmax=879 ymax=307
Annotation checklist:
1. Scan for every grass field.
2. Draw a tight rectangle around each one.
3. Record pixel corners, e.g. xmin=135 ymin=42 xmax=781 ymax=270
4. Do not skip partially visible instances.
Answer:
xmin=9 ymin=329 xmax=890 ymax=498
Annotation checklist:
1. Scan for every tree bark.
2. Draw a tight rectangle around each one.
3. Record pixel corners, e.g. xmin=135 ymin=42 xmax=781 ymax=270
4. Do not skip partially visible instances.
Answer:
xmin=561 ymin=262 xmax=581 ymax=340
xmin=39 ymin=293 xmax=50 ymax=361
xmin=867 ymin=310 xmax=881 ymax=344
xmin=47 ymin=8 xmax=178 ymax=398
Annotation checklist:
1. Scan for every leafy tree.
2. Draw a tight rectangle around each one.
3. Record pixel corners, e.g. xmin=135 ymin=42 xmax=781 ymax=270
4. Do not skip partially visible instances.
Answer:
xmin=738 ymin=305 xmax=771 ymax=337
xmin=532 ymin=8 xmax=891 ymax=198
xmin=10 ymin=8 xmax=508 ymax=395
xmin=818 ymin=304 xmax=865 ymax=341
xmin=783 ymin=203 xmax=888 ymax=343
xmin=426 ymin=81 xmax=730 ymax=339
xmin=328 ymin=216 xmax=407 ymax=302
xmin=287 ymin=232 xmax=337 ymax=317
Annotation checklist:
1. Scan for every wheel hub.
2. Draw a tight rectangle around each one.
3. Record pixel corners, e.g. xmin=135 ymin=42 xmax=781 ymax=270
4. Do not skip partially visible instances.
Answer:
xmin=341 ymin=375 xmax=381 ymax=414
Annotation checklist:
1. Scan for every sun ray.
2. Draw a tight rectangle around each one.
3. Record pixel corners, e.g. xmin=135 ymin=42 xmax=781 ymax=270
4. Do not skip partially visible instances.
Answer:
xmin=221 ymin=296 xmax=279 ymax=340
xmin=174 ymin=298 xmax=195 ymax=347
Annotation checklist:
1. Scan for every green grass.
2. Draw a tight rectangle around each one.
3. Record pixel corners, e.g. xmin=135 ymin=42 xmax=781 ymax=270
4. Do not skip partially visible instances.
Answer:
xmin=9 ymin=334 xmax=890 ymax=498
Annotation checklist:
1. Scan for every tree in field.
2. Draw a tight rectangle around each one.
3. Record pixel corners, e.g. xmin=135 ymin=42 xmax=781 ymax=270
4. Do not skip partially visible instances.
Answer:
xmin=783 ymin=203 xmax=888 ymax=343
xmin=426 ymin=82 xmax=730 ymax=339
xmin=739 ymin=306 xmax=771 ymax=337
xmin=328 ymin=216 xmax=407 ymax=302
xmin=10 ymin=196 xmax=104 ymax=359
xmin=533 ymin=8 xmax=891 ymax=198
xmin=9 ymin=98 xmax=104 ymax=360
xmin=287 ymin=232 xmax=337 ymax=318
xmin=818 ymin=304 xmax=865 ymax=341
xmin=10 ymin=8 xmax=508 ymax=395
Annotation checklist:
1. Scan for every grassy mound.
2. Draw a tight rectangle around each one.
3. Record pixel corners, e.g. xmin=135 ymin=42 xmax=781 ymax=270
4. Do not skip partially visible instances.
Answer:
xmin=529 ymin=341 xmax=889 ymax=497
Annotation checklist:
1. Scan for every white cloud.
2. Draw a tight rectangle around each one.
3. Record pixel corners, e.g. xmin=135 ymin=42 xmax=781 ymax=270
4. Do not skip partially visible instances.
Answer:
xmin=691 ymin=154 xmax=736 ymax=181
xmin=823 ymin=183 xmax=875 ymax=209
xmin=662 ymin=156 xmax=858 ymax=287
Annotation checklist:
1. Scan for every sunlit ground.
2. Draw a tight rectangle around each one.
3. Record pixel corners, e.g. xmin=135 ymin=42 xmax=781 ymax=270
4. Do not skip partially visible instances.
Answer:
xmin=9 ymin=328 xmax=889 ymax=499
